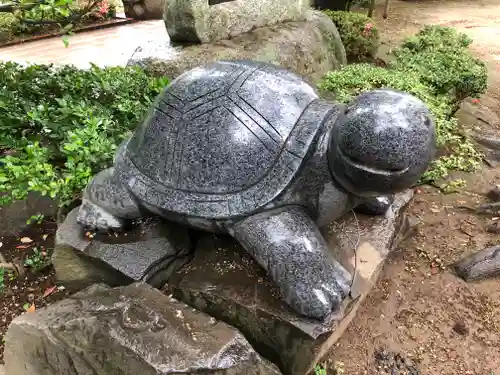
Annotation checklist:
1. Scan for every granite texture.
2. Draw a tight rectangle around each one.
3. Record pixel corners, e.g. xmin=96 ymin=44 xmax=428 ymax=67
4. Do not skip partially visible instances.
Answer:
xmin=329 ymin=89 xmax=436 ymax=197
xmin=230 ymin=206 xmax=352 ymax=320
xmin=167 ymin=191 xmax=414 ymax=375
xmin=54 ymin=207 xmax=192 ymax=292
xmin=128 ymin=10 xmax=347 ymax=83
xmin=164 ymin=0 xmax=308 ymax=44
xmin=77 ymin=60 xmax=435 ymax=320
xmin=4 ymin=283 xmax=282 ymax=375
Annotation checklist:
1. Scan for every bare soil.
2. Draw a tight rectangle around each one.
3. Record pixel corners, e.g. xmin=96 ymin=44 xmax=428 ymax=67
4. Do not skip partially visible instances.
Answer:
xmin=0 ymin=219 xmax=69 ymax=364
xmin=324 ymin=0 xmax=500 ymax=374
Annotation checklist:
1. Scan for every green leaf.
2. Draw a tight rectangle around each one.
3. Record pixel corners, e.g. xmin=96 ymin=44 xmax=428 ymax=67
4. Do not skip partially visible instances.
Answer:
xmin=62 ymin=35 xmax=70 ymax=48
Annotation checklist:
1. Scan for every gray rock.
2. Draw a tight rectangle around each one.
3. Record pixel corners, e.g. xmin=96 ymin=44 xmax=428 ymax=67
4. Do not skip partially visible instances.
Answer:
xmin=164 ymin=0 xmax=307 ymax=44
xmin=53 ymin=207 xmax=192 ymax=292
xmin=4 ymin=283 xmax=282 ymax=375
xmin=167 ymin=191 xmax=413 ymax=375
xmin=129 ymin=10 xmax=347 ymax=83
xmin=486 ymin=185 xmax=500 ymax=202
xmin=453 ymin=244 xmax=500 ymax=282
xmin=123 ymin=0 xmax=164 ymax=19
xmin=0 ymin=192 xmax=57 ymax=236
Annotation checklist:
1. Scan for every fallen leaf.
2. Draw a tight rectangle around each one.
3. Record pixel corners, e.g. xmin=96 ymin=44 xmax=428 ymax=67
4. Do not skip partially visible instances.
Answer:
xmin=43 ymin=285 xmax=58 ymax=298
xmin=430 ymin=208 xmax=440 ymax=213
xmin=20 ymin=237 xmax=33 ymax=243
xmin=23 ymin=303 xmax=36 ymax=313
xmin=0 ymin=241 xmax=2 ymax=248
xmin=42 ymin=234 xmax=49 ymax=241
xmin=15 ymin=245 xmax=30 ymax=249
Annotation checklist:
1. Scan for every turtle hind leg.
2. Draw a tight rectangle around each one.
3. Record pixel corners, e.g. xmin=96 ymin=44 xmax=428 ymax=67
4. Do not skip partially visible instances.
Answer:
xmin=354 ymin=194 xmax=395 ymax=216
xmin=77 ymin=168 xmax=141 ymax=232
xmin=228 ymin=206 xmax=352 ymax=320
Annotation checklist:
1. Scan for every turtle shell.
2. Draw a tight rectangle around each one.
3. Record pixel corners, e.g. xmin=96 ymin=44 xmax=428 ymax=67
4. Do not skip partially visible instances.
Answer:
xmin=119 ymin=60 xmax=334 ymax=219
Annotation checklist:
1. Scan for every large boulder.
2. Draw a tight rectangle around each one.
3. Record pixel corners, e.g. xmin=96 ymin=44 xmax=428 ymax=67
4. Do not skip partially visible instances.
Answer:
xmin=53 ymin=208 xmax=192 ymax=292
xmin=128 ymin=10 xmax=347 ymax=83
xmin=167 ymin=191 xmax=414 ymax=375
xmin=164 ymin=0 xmax=307 ymax=44
xmin=4 ymin=283 xmax=282 ymax=375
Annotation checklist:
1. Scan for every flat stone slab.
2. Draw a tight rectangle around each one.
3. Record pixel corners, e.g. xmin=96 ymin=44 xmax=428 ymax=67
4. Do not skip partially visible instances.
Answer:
xmin=53 ymin=208 xmax=192 ymax=292
xmin=167 ymin=191 xmax=413 ymax=375
xmin=4 ymin=283 xmax=282 ymax=375
xmin=164 ymin=0 xmax=308 ymax=44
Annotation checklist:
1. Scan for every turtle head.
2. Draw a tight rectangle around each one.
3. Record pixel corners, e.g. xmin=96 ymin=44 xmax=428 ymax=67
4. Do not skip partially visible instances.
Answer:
xmin=328 ymin=89 xmax=436 ymax=198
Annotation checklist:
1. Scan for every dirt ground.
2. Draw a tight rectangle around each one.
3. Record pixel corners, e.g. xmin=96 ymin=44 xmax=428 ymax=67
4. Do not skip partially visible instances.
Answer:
xmin=0 ymin=220 xmax=69 ymax=364
xmin=325 ymin=1 xmax=500 ymax=374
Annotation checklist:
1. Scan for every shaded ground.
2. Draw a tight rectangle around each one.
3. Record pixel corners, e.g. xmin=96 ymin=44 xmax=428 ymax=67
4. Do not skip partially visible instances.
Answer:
xmin=324 ymin=0 xmax=500 ymax=374
xmin=0 ymin=219 xmax=68 ymax=363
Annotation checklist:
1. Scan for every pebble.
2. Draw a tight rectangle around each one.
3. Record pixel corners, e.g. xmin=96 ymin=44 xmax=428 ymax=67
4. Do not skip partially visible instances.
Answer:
xmin=452 ymin=321 xmax=469 ymax=336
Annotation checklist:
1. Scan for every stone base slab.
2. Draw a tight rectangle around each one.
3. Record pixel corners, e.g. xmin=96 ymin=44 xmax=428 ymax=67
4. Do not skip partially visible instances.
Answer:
xmin=167 ymin=191 xmax=414 ymax=375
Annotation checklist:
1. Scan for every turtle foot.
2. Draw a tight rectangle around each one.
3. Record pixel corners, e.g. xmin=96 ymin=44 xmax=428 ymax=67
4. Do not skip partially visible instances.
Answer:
xmin=277 ymin=254 xmax=351 ymax=320
xmin=229 ymin=206 xmax=352 ymax=321
xmin=77 ymin=199 xmax=125 ymax=232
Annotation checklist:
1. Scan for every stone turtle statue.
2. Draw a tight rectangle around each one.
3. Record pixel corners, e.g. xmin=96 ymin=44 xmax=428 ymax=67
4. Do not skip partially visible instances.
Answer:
xmin=77 ymin=60 xmax=436 ymax=320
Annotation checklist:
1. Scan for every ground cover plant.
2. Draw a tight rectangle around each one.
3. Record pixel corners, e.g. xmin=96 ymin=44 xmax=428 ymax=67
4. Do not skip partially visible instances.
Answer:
xmin=0 ymin=63 xmax=169 ymax=206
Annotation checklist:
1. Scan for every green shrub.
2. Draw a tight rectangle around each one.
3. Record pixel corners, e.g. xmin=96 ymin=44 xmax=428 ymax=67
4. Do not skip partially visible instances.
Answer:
xmin=323 ymin=10 xmax=379 ymax=62
xmin=392 ymin=25 xmax=487 ymax=102
xmin=0 ymin=62 xmax=169 ymax=206
xmin=0 ymin=13 xmax=18 ymax=43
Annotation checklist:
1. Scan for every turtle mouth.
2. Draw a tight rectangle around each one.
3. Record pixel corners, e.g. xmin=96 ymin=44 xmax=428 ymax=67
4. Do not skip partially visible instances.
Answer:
xmin=337 ymin=147 xmax=409 ymax=176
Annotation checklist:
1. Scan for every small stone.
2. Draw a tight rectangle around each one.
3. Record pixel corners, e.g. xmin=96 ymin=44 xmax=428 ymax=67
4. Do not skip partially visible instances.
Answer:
xmin=486 ymin=185 xmax=500 ymax=202
xmin=452 ymin=321 xmax=469 ymax=336
xmin=487 ymin=221 xmax=500 ymax=233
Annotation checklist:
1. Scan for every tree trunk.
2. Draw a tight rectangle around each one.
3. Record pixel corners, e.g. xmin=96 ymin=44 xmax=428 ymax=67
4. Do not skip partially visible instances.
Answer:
xmin=383 ymin=0 xmax=390 ymax=18
xmin=367 ymin=0 xmax=376 ymax=18
xmin=312 ymin=0 xmax=348 ymax=11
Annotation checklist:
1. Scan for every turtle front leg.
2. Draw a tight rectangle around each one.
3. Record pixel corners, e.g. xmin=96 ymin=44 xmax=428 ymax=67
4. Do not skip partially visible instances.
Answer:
xmin=354 ymin=195 xmax=395 ymax=216
xmin=77 ymin=168 xmax=142 ymax=232
xmin=228 ymin=206 xmax=352 ymax=320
